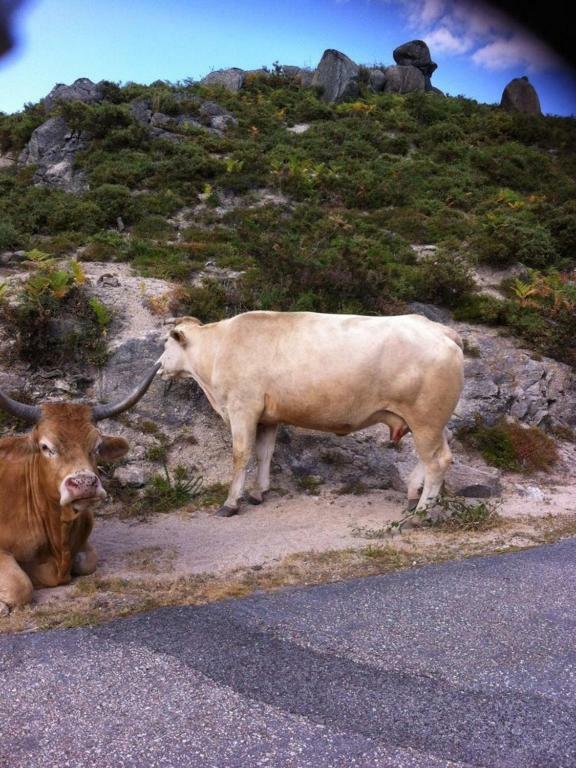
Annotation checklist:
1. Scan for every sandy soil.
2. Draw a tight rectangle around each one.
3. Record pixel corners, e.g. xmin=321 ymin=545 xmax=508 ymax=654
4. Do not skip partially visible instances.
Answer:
xmin=21 ymin=472 xmax=573 ymax=618
xmin=88 ymin=481 xmax=576 ymax=579
xmin=0 ymin=466 xmax=569 ymax=632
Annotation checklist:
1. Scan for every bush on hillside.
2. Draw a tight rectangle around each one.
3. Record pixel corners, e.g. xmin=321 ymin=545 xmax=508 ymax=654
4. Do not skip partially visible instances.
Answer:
xmin=457 ymin=417 xmax=558 ymax=473
xmin=412 ymin=249 xmax=476 ymax=308
xmin=473 ymin=208 xmax=558 ymax=268
xmin=87 ymin=183 xmax=143 ymax=226
xmin=0 ymin=103 xmax=46 ymax=152
xmin=0 ymin=215 xmax=20 ymax=250
xmin=7 ymin=253 xmax=110 ymax=367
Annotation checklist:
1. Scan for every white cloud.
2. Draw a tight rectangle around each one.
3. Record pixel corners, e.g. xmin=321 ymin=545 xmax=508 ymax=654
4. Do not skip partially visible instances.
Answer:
xmin=397 ymin=0 xmax=562 ymax=72
xmin=472 ymin=32 xmax=564 ymax=71
xmin=419 ymin=0 xmax=447 ymax=25
xmin=424 ymin=26 xmax=472 ymax=54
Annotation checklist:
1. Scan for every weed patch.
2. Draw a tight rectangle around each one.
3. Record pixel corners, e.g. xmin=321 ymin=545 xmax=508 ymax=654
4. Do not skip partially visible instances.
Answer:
xmin=457 ymin=418 xmax=559 ymax=473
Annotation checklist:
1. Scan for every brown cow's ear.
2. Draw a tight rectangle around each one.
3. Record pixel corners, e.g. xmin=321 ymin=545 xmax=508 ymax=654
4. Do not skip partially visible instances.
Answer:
xmin=98 ymin=436 xmax=129 ymax=461
xmin=170 ymin=329 xmax=187 ymax=346
xmin=0 ymin=435 xmax=34 ymax=462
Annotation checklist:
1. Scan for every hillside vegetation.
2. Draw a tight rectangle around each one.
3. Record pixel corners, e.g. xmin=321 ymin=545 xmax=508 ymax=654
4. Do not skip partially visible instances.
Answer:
xmin=1 ymin=72 xmax=575 ymax=365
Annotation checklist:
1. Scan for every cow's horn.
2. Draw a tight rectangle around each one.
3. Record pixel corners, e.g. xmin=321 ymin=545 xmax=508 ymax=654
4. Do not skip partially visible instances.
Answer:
xmin=0 ymin=387 xmax=42 ymax=424
xmin=92 ymin=363 xmax=161 ymax=422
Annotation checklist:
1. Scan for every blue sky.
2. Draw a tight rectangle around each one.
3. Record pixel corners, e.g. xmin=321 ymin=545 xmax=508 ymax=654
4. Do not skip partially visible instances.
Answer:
xmin=1 ymin=0 xmax=575 ymax=116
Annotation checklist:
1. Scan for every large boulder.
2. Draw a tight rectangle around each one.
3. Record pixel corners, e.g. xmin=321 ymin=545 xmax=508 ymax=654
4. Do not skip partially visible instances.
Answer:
xmin=383 ymin=65 xmax=425 ymax=94
xmin=43 ymin=78 xmax=103 ymax=111
xmin=311 ymin=49 xmax=359 ymax=102
xmin=368 ymin=68 xmax=387 ymax=92
xmin=500 ymin=76 xmax=542 ymax=115
xmin=297 ymin=68 xmax=316 ymax=87
xmin=18 ymin=116 xmax=88 ymax=192
xmin=393 ymin=40 xmax=437 ymax=77
xmin=200 ymin=68 xmax=245 ymax=92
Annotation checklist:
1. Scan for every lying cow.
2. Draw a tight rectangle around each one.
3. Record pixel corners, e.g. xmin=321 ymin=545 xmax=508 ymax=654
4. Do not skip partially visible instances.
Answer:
xmin=0 ymin=364 xmax=159 ymax=612
xmin=158 ymin=311 xmax=463 ymax=517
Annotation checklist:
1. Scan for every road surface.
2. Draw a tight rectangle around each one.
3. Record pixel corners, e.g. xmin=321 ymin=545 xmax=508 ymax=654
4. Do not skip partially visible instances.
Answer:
xmin=1 ymin=539 xmax=576 ymax=767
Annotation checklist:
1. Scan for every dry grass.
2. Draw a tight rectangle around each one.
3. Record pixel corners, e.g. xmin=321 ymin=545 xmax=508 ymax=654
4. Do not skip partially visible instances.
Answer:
xmin=1 ymin=513 xmax=575 ymax=634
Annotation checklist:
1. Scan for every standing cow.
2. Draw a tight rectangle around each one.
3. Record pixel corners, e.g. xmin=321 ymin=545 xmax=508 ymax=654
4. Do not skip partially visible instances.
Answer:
xmin=0 ymin=364 xmax=159 ymax=612
xmin=158 ymin=311 xmax=464 ymax=517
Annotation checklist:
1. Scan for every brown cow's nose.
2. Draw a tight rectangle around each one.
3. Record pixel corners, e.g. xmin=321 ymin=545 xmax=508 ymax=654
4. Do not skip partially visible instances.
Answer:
xmin=60 ymin=472 xmax=105 ymax=507
xmin=65 ymin=474 xmax=99 ymax=490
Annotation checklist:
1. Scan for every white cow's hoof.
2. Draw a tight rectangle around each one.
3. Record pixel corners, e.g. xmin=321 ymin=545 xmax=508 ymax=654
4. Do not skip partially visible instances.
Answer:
xmin=216 ymin=505 xmax=238 ymax=518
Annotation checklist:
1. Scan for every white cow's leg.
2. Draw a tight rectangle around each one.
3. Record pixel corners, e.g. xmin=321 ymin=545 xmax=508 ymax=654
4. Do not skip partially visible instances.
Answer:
xmin=217 ymin=414 xmax=258 ymax=517
xmin=412 ymin=429 xmax=453 ymax=512
xmin=248 ymin=424 xmax=278 ymax=504
xmin=406 ymin=460 xmax=425 ymax=510
xmin=0 ymin=551 xmax=33 ymax=612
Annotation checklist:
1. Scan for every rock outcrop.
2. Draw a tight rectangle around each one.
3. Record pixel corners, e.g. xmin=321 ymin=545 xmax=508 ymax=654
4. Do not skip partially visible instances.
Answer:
xmin=368 ymin=68 xmax=387 ymax=92
xmin=500 ymin=76 xmax=542 ymax=114
xmin=200 ymin=68 xmax=245 ymax=92
xmin=43 ymin=77 xmax=103 ymax=110
xmin=393 ymin=40 xmax=437 ymax=91
xmin=18 ymin=116 xmax=88 ymax=192
xmin=129 ymin=97 xmax=237 ymax=140
xmin=191 ymin=42 xmax=443 ymax=103
xmin=382 ymin=65 xmax=426 ymax=94
xmin=311 ymin=49 xmax=359 ymax=102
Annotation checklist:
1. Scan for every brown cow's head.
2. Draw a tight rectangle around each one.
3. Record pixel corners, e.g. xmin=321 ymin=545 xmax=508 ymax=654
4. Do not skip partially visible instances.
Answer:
xmin=31 ymin=403 xmax=129 ymax=509
xmin=0 ymin=364 xmax=159 ymax=510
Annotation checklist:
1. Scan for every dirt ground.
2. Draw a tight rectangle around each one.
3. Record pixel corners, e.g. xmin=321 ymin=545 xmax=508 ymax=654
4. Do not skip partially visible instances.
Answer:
xmin=1 ymin=465 xmax=574 ymax=634
xmin=91 ymin=481 xmax=576 ymax=580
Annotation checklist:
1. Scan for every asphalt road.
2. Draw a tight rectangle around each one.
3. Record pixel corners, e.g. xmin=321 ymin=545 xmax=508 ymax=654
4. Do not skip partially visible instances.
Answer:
xmin=1 ymin=540 xmax=576 ymax=768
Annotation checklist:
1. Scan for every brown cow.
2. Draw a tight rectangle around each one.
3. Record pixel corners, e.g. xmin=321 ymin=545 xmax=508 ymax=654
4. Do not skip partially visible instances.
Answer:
xmin=158 ymin=311 xmax=464 ymax=517
xmin=0 ymin=364 xmax=159 ymax=612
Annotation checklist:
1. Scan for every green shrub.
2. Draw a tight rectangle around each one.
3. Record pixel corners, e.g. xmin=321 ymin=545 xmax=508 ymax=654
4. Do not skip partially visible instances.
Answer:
xmin=82 ymin=231 xmax=129 ymax=262
xmin=174 ymin=279 xmax=231 ymax=322
xmin=412 ymin=249 xmax=476 ymax=308
xmin=86 ymin=150 xmax=154 ymax=187
xmin=474 ymin=209 xmax=558 ymax=268
xmin=457 ymin=417 xmax=558 ymax=473
xmin=0 ymin=104 xmax=46 ymax=152
xmin=131 ymin=215 xmax=175 ymax=239
xmin=87 ymin=183 xmax=143 ymax=226
xmin=44 ymin=196 xmax=103 ymax=234
xmin=58 ymin=101 xmax=133 ymax=138
xmin=127 ymin=239 xmax=201 ymax=280
xmin=548 ymin=200 xmax=576 ymax=262
xmin=0 ymin=215 xmax=20 ymax=250
xmin=453 ymin=294 xmax=510 ymax=324
xmin=135 ymin=465 xmax=202 ymax=516
xmin=471 ymin=142 xmax=554 ymax=192
xmin=10 ymin=256 xmax=110 ymax=367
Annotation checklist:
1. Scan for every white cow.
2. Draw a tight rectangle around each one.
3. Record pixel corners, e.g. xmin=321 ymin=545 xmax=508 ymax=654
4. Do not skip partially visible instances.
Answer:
xmin=158 ymin=311 xmax=464 ymax=516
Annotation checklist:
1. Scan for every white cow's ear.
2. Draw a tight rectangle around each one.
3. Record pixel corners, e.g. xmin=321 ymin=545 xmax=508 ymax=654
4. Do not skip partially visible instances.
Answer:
xmin=170 ymin=329 xmax=187 ymax=346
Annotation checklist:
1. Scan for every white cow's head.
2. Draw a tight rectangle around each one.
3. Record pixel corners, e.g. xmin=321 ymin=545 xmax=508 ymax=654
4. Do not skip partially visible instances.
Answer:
xmin=158 ymin=316 xmax=202 ymax=378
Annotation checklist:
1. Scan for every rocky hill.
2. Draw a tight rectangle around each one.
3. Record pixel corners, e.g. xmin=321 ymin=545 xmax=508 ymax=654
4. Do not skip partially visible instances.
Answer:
xmin=0 ymin=45 xmax=575 ymax=515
